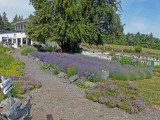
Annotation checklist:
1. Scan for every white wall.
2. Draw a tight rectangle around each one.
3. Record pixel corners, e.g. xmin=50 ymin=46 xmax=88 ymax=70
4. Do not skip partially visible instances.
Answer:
xmin=0 ymin=32 xmax=27 ymax=42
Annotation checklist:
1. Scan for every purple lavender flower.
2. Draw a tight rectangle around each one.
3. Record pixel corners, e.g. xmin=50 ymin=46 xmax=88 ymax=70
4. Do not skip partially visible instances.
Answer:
xmin=109 ymin=85 xmax=118 ymax=91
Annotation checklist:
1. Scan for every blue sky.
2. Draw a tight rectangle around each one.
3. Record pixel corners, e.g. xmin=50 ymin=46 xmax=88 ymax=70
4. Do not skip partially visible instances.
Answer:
xmin=0 ymin=0 xmax=159 ymax=38
xmin=121 ymin=0 xmax=160 ymax=38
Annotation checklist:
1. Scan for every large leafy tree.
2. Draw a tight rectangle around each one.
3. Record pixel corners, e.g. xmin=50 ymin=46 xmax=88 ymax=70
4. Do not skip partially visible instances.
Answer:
xmin=27 ymin=0 xmax=122 ymax=53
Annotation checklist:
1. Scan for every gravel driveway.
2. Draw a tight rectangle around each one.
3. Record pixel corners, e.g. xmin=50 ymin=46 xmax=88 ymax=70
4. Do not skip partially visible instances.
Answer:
xmin=14 ymin=51 xmax=160 ymax=120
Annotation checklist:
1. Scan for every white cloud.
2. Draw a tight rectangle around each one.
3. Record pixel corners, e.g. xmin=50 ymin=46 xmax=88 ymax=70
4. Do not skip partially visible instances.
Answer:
xmin=124 ymin=16 xmax=160 ymax=38
xmin=0 ymin=0 xmax=34 ymax=22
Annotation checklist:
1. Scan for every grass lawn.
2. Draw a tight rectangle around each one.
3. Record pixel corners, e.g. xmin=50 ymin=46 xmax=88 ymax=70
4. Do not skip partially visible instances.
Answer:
xmin=82 ymin=43 xmax=160 ymax=55
xmin=131 ymin=76 xmax=160 ymax=105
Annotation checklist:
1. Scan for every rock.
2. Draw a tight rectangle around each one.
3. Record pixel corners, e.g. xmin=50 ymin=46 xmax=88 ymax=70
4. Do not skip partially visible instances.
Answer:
xmin=69 ymin=75 xmax=79 ymax=83
xmin=37 ymin=61 xmax=42 ymax=65
xmin=0 ymin=98 xmax=22 ymax=116
xmin=85 ymin=81 xmax=95 ymax=87
xmin=35 ymin=58 xmax=40 ymax=62
xmin=31 ymin=57 xmax=35 ymax=60
xmin=50 ymin=68 xmax=54 ymax=72
xmin=58 ymin=72 xmax=68 ymax=79
xmin=28 ymin=53 xmax=32 ymax=58
xmin=74 ymin=77 xmax=86 ymax=83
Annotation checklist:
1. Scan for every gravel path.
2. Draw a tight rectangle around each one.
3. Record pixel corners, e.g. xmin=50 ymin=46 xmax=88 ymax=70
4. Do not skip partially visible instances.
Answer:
xmin=14 ymin=51 xmax=160 ymax=120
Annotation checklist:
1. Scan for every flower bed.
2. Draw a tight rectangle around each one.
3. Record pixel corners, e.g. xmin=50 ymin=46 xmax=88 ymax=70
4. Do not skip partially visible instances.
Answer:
xmin=30 ymin=51 xmax=153 ymax=81
xmin=86 ymin=80 xmax=144 ymax=114
xmin=0 ymin=74 xmax=41 ymax=102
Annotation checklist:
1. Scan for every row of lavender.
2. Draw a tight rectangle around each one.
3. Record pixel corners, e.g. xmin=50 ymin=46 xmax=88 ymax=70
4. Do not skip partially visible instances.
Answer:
xmin=30 ymin=51 xmax=154 ymax=81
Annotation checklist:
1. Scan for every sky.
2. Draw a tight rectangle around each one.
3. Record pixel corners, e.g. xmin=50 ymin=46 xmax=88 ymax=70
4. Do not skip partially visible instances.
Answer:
xmin=121 ymin=0 xmax=160 ymax=38
xmin=0 ymin=0 xmax=160 ymax=38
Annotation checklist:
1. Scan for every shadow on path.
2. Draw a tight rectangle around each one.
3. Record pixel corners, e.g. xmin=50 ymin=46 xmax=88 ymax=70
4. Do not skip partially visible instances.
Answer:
xmin=23 ymin=99 xmax=32 ymax=120
xmin=47 ymin=114 xmax=54 ymax=120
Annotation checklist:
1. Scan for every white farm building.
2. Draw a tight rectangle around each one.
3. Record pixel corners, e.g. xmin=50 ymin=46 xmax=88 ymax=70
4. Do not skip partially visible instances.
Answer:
xmin=0 ymin=18 xmax=33 ymax=48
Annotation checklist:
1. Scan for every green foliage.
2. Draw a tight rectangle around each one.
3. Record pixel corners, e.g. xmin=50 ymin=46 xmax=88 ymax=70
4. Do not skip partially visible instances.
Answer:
xmin=74 ymin=81 xmax=90 ymax=89
xmin=120 ymin=57 xmax=133 ymax=65
xmin=0 ymin=12 xmax=13 ymax=31
xmin=12 ymin=14 xmax=23 ymax=23
xmin=11 ymin=82 xmax=26 ymax=96
xmin=21 ymin=46 xmax=37 ymax=56
xmin=41 ymin=64 xmax=52 ymax=71
xmin=112 ymin=55 xmax=120 ymax=61
xmin=142 ymin=68 xmax=154 ymax=79
xmin=154 ymin=65 xmax=160 ymax=71
xmin=0 ymin=46 xmax=24 ymax=76
xmin=135 ymin=46 xmax=142 ymax=53
xmin=27 ymin=0 xmax=123 ymax=53
xmin=67 ymin=67 xmax=78 ymax=78
xmin=40 ymin=47 xmax=53 ymax=52
xmin=53 ymin=65 xmax=60 ymax=75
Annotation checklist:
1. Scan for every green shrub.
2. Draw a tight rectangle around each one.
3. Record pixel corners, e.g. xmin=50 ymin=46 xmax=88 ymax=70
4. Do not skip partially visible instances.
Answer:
xmin=74 ymin=81 xmax=90 ymax=89
xmin=137 ymin=69 xmax=146 ymax=80
xmin=112 ymin=55 xmax=119 ymax=61
xmin=67 ymin=67 xmax=78 ymax=78
xmin=128 ymin=70 xmax=139 ymax=80
xmin=41 ymin=64 xmax=52 ymax=71
xmin=40 ymin=47 xmax=53 ymax=52
xmin=135 ymin=46 xmax=142 ymax=53
xmin=154 ymin=65 xmax=160 ymax=70
xmin=86 ymin=80 xmax=144 ymax=114
xmin=53 ymin=65 xmax=60 ymax=75
xmin=142 ymin=68 xmax=154 ymax=79
xmin=11 ymin=82 xmax=26 ymax=96
xmin=21 ymin=46 xmax=37 ymax=56
xmin=120 ymin=57 xmax=133 ymax=65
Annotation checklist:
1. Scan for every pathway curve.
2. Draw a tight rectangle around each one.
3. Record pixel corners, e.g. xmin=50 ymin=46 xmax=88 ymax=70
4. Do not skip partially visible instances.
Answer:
xmin=15 ymin=51 xmax=160 ymax=120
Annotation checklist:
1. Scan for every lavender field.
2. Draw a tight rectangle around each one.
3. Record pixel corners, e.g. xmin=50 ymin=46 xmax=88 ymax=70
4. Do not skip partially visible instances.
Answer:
xmin=30 ymin=51 xmax=154 ymax=81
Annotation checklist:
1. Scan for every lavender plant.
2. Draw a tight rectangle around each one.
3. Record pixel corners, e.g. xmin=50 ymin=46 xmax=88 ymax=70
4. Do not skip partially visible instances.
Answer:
xmin=30 ymin=51 xmax=154 ymax=81
xmin=85 ymin=80 xmax=144 ymax=114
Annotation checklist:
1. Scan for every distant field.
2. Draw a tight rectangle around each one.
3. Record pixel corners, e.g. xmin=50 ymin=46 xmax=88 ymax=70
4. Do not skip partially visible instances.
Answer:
xmin=82 ymin=43 xmax=160 ymax=55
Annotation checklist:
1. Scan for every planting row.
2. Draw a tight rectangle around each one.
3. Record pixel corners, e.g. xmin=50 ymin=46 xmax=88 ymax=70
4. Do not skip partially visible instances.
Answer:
xmin=30 ymin=51 xmax=154 ymax=81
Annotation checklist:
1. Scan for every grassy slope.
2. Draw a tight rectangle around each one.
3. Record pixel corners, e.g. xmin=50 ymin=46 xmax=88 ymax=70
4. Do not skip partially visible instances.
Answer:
xmin=132 ymin=76 xmax=160 ymax=105
xmin=104 ymin=44 xmax=160 ymax=54
xmin=82 ymin=43 xmax=160 ymax=55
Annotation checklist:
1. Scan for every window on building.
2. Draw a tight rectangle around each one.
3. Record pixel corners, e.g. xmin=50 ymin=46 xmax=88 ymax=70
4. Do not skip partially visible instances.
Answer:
xmin=13 ymin=39 xmax=16 ymax=43
xmin=23 ymin=38 xmax=26 ymax=44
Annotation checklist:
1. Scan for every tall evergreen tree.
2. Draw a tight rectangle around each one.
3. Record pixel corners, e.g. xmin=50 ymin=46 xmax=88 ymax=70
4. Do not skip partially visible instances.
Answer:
xmin=0 ymin=14 xmax=5 ymax=31
xmin=2 ymin=12 xmax=11 ymax=31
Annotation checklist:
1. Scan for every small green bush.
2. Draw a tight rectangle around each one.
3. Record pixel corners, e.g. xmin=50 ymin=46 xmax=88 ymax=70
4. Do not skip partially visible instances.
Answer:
xmin=142 ymin=68 xmax=154 ymax=79
xmin=120 ymin=57 xmax=133 ymax=65
xmin=40 ymin=47 xmax=53 ymax=52
xmin=67 ymin=67 xmax=78 ymax=78
xmin=154 ymin=65 xmax=160 ymax=71
xmin=21 ymin=46 xmax=37 ymax=56
xmin=41 ymin=64 xmax=52 ymax=71
xmin=53 ymin=65 xmax=60 ymax=75
xmin=74 ymin=81 xmax=90 ymax=89
xmin=112 ymin=55 xmax=119 ymax=61
xmin=135 ymin=46 xmax=142 ymax=53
